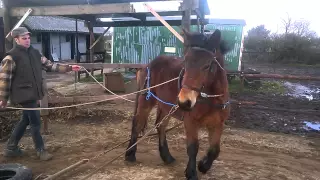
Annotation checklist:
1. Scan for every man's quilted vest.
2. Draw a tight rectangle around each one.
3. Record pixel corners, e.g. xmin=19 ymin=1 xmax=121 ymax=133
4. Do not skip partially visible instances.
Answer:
xmin=6 ymin=45 xmax=44 ymax=104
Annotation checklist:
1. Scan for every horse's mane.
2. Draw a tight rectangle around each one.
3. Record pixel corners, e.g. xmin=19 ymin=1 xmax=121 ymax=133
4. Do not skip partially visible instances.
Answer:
xmin=186 ymin=31 xmax=231 ymax=68
xmin=187 ymin=31 xmax=231 ymax=56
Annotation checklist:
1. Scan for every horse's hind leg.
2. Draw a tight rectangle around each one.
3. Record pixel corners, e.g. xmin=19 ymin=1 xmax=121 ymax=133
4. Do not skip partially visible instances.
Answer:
xmin=125 ymin=94 xmax=156 ymax=162
xmin=197 ymin=122 xmax=223 ymax=174
xmin=155 ymin=108 xmax=175 ymax=164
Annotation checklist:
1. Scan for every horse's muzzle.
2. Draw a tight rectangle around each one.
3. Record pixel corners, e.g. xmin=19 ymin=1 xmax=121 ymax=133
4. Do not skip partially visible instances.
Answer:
xmin=177 ymin=88 xmax=198 ymax=111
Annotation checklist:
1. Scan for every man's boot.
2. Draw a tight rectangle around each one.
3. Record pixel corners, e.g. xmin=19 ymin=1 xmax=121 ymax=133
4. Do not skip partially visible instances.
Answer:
xmin=3 ymin=147 xmax=24 ymax=157
xmin=3 ymin=120 xmax=28 ymax=157
xmin=3 ymin=135 xmax=24 ymax=157
xmin=36 ymin=149 xmax=53 ymax=161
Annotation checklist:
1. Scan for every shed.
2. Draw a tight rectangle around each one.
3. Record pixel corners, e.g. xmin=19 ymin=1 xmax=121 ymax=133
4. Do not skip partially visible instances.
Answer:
xmin=112 ymin=18 xmax=246 ymax=71
xmin=22 ymin=15 xmax=106 ymax=61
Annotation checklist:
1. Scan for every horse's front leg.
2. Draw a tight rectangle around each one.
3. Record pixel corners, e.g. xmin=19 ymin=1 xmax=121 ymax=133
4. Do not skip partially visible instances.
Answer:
xmin=156 ymin=108 xmax=176 ymax=164
xmin=184 ymin=118 xmax=199 ymax=180
xmin=198 ymin=121 xmax=223 ymax=174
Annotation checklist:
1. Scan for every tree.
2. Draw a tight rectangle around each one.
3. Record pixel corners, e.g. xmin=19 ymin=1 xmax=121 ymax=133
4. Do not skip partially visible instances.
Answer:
xmin=244 ymin=25 xmax=271 ymax=53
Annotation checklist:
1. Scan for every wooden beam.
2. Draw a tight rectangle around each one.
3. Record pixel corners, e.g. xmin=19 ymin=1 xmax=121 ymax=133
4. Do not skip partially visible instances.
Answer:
xmin=6 ymin=8 xmax=33 ymax=39
xmin=89 ymin=27 xmax=111 ymax=50
xmin=182 ymin=0 xmax=192 ymax=54
xmin=88 ymin=21 xmax=95 ymax=76
xmin=93 ymin=19 xmax=205 ymax=27
xmin=243 ymin=73 xmax=320 ymax=81
xmin=10 ymin=3 xmax=134 ymax=16
xmin=2 ymin=0 xmax=13 ymax=51
xmin=94 ymin=11 xmax=197 ymax=19
xmin=144 ymin=3 xmax=184 ymax=43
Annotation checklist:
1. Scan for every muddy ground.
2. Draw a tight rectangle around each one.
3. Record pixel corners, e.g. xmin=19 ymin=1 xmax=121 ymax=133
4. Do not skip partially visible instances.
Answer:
xmin=0 ymin=64 xmax=319 ymax=180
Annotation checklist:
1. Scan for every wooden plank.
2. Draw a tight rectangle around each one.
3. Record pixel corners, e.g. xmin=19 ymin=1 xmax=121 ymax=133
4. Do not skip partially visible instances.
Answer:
xmin=243 ymin=73 xmax=320 ymax=81
xmin=6 ymin=8 xmax=32 ymax=38
xmin=144 ymin=3 xmax=184 ymax=43
xmin=94 ymin=11 xmax=198 ymax=19
xmin=182 ymin=0 xmax=192 ymax=55
xmin=240 ymin=105 xmax=320 ymax=116
xmin=93 ymin=19 xmax=205 ymax=27
xmin=2 ymin=0 xmax=13 ymax=51
xmin=10 ymin=3 xmax=134 ymax=16
xmin=89 ymin=27 xmax=111 ymax=50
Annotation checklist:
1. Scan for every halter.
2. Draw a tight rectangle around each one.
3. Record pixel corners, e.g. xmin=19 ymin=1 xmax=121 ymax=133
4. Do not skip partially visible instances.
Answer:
xmin=179 ymin=46 xmax=224 ymax=93
xmin=178 ymin=46 xmax=229 ymax=109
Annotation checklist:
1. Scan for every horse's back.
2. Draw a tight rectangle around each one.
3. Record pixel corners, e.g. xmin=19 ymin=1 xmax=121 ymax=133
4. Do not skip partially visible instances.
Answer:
xmin=149 ymin=55 xmax=183 ymax=75
xmin=135 ymin=55 xmax=183 ymax=91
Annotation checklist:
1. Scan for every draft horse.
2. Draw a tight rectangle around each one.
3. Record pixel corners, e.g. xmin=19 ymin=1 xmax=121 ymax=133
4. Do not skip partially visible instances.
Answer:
xmin=125 ymin=29 xmax=231 ymax=180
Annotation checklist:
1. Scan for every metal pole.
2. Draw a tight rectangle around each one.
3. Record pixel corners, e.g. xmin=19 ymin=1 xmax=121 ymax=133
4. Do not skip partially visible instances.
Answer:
xmin=5 ymin=8 xmax=33 ymax=39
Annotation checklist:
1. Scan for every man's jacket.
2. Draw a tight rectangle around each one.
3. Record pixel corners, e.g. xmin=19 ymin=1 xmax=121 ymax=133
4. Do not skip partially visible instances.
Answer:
xmin=0 ymin=45 xmax=72 ymax=104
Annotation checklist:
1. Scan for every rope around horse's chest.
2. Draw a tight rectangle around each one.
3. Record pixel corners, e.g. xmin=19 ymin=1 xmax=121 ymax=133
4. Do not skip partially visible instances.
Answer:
xmin=144 ymin=67 xmax=230 ymax=109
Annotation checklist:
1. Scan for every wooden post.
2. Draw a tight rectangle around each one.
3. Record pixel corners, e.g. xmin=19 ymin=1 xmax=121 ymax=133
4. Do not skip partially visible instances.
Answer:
xmin=75 ymin=18 xmax=80 ymax=82
xmin=40 ymin=70 xmax=49 ymax=134
xmin=182 ymin=0 xmax=192 ymax=55
xmin=88 ymin=21 xmax=95 ymax=77
xmin=2 ymin=0 xmax=13 ymax=52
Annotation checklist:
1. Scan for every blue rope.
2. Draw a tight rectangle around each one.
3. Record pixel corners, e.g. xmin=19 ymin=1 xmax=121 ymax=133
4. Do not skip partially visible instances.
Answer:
xmin=145 ymin=67 xmax=176 ymax=106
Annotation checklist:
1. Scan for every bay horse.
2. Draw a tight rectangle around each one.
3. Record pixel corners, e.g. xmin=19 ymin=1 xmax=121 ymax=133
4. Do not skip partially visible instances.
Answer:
xmin=125 ymin=29 xmax=231 ymax=180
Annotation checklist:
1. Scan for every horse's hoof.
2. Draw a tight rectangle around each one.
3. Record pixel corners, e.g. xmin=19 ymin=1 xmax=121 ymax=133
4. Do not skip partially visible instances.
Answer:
xmin=187 ymin=176 xmax=198 ymax=180
xmin=163 ymin=156 xmax=176 ymax=165
xmin=125 ymin=155 xmax=136 ymax=162
xmin=197 ymin=158 xmax=210 ymax=174
xmin=185 ymin=169 xmax=198 ymax=180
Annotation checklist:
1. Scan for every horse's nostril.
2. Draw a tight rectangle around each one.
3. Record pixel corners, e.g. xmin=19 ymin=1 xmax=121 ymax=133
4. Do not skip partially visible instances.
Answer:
xmin=178 ymin=99 xmax=193 ymax=111
xmin=185 ymin=100 xmax=191 ymax=107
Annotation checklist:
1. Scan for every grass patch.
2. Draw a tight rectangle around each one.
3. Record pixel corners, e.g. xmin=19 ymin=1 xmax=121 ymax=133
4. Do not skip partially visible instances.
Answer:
xmin=228 ymin=77 xmax=285 ymax=94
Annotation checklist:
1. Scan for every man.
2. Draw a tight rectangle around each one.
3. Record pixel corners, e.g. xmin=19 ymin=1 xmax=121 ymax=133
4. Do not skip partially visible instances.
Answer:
xmin=0 ymin=27 xmax=81 ymax=161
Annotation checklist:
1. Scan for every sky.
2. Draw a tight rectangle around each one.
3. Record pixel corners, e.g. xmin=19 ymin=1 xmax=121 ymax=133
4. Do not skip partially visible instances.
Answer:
xmin=130 ymin=0 xmax=319 ymax=36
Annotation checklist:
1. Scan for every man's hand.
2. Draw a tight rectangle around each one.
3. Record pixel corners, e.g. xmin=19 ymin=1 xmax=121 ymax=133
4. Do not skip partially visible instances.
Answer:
xmin=71 ymin=65 xmax=81 ymax=72
xmin=0 ymin=100 xmax=7 ymax=108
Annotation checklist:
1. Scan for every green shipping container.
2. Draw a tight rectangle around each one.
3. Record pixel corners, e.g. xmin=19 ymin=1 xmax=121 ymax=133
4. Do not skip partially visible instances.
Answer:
xmin=112 ymin=18 xmax=246 ymax=71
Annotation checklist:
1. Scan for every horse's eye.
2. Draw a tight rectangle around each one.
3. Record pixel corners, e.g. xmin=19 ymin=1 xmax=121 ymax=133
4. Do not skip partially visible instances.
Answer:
xmin=203 ymin=64 xmax=210 ymax=70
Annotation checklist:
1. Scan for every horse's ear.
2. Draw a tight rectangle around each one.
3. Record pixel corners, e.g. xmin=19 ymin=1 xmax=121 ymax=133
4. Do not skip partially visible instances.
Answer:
xmin=207 ymin=29 xmax=221 ymax=50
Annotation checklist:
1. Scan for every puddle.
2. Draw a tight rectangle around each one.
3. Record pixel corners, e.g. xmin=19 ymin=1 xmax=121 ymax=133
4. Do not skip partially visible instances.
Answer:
xmin=303 ymin=121 xmax=320 ymax=131
xmin=283 ymin=82 xmax=320 ymax=101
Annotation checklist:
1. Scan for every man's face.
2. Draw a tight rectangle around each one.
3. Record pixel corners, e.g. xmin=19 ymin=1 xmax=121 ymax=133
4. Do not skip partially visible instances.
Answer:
xmin=15 ymin=34 xmax=31 ymax=48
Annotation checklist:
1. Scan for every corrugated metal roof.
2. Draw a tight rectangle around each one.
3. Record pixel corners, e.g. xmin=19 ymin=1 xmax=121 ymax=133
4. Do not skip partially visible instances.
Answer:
xmin=23 ymin=16 xmax=106 ymax=34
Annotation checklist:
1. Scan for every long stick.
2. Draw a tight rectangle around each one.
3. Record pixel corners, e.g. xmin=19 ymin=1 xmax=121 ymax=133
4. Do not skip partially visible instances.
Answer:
xmin=243 ymin=73 xmax=320 ymax=81
xmin=6 ymin=8 xmax=33 ymax=38
xmin=43 ymin=159 xmax=89 ymax=180
xmin=89 ymin=27 xmax=111 ymax=50
xmin=143 ymin=3 xmax=184 ymax=43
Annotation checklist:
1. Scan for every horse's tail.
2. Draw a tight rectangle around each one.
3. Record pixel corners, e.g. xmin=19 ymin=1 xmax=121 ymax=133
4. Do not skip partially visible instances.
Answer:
xmin=132 ymin=69 xmax=142 ymax=115
xmin=133 ymin=67 xmax=150 ymax=134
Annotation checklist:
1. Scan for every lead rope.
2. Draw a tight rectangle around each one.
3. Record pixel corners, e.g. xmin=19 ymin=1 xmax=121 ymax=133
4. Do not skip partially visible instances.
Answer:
xmin=4 ymin=66 xmax=180 ymax=110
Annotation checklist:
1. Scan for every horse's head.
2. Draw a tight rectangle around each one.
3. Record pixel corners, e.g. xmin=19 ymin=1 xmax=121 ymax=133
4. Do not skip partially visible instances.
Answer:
xmin=177 ymin=29 xmax=229 ymax=111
